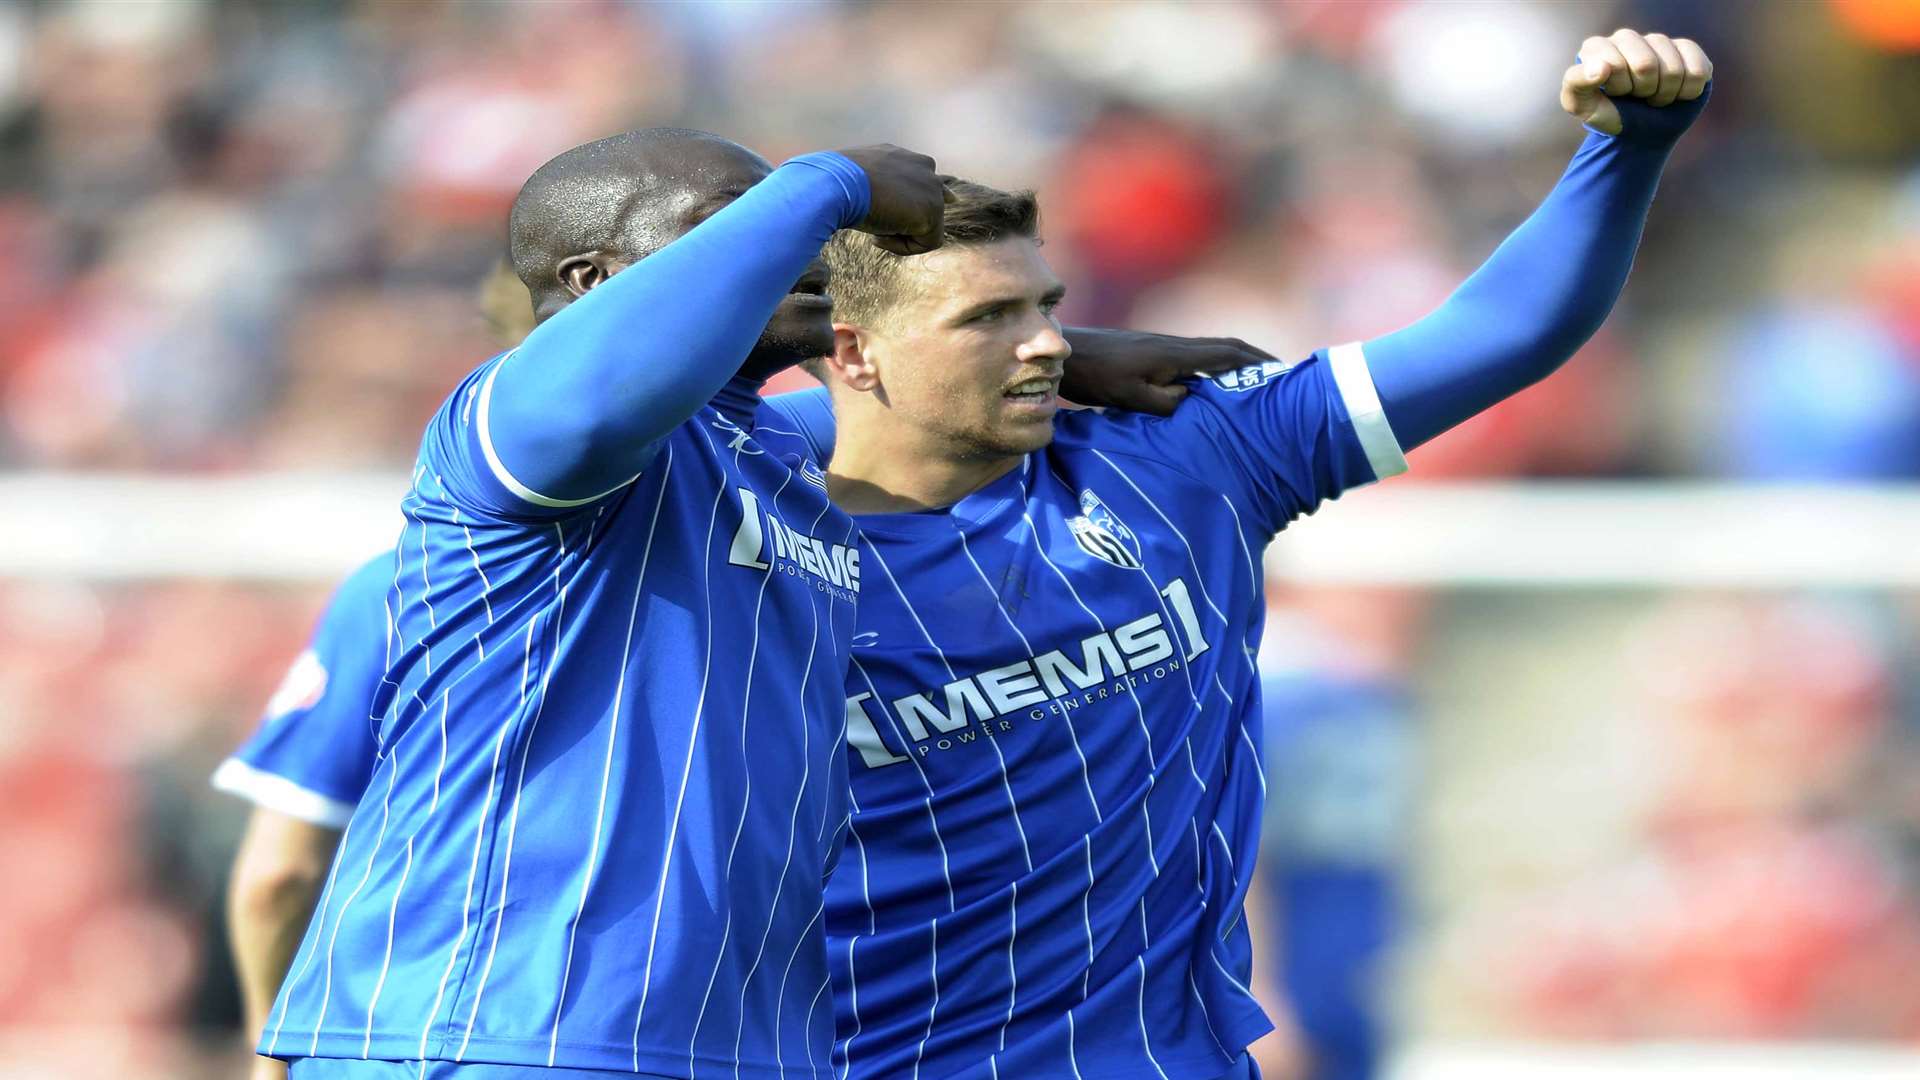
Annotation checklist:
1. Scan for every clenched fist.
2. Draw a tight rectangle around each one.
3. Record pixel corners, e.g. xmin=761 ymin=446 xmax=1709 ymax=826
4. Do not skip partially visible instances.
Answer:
xmin=1562 ymin=28 xmax=1712 ymax=137
xmin=835 ymin=144 xmax=954 ymax=256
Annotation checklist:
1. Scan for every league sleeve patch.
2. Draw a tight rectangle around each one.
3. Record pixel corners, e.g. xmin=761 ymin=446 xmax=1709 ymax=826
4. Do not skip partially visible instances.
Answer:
xmin=263 ymin=649 xmax=329 ymax=724
xmin=1201 ymin=359 xmax=1295 ymax=392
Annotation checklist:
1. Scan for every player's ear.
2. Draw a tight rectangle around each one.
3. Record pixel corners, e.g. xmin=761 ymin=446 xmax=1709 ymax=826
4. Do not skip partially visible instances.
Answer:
xmin=557 ymin=253 xmax=612 ymax=299
xmin=827 ymin=323 xmax=881 ymax=393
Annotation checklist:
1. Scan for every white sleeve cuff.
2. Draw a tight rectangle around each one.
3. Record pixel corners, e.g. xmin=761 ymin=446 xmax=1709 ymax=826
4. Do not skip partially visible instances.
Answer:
xmin=211 ymin=758 xmax=357 ymax=828
xmin=475 ymin=356 xmax=608 ymax=509
xmin=1327 ymin=341 xmax=1408 ymax=482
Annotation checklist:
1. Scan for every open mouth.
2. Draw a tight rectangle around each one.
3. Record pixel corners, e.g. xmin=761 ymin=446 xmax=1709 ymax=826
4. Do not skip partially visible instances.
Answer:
xmin=1003 ymin=376 xmax=1058 ymax=407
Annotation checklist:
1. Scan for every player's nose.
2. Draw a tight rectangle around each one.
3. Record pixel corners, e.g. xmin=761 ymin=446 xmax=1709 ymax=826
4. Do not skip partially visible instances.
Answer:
xmin=1016 ymin=319 xmax=1070 ymax=365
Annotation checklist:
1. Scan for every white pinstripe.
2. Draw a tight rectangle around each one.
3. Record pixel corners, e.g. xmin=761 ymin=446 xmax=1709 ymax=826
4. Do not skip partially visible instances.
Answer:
xmin=268 ymin=507 xmax=410 ymax=1053
xmin=956 ymin=522 xmax=1096 ymax=843
xmin=448 ymin=502 xmax=496 ymax=635
xmin=266 ymin=792 xmax=359 ymax=1053
xmin=419 ymin=618 xmax=525 ymax=1062
xmin=376 ymin=577 xmax=400 ymax=748
xmin=1000 ymin=881 xmax=1018 ymax=1053
xmin=451 ymin=522 xmax=581 ymax=1059
xmin=837 ymin=934 xmax=862 ymax=1080
xmin=771 ymin=902 xmax=823 ymax=1079
xmin=1189 ymin=968 xmax=1232 ymax=1060
xmin=688 ymin=446 xmax=794 ymax=1070
xmin=310 ymin=746 xmax=399 ymax=1052
xmin=1081 ymin=837 xmax=1094 ymax=1002
xmin=361 ymin=835 xmax=414 ymax=1056
xmin=1019 ymin=509 xmax=1163 ymax=877
xmin=862 ymin=541 xmax=1028 ymax=880
xmin=547 ymin=449 xmax=675 ymax=1064
xmin=1185 ymin=822 xmax=1238 ymax=1044
xmin=1212 ymin=492 xmax=1272 ymax=800
xmin=1090 ymin=451 xmax=1275 ymax=956
xmin=631 ymin=468 xmax=733 ymax=1064
xmin=848 ymin=657 xmax=955 ymax=912
xmin=732 ymin=485 xmax=829 ymax=1077
xmin=1048 ymin=458 xmax=1247 ymax=1075
xmin=804 ymin=977 xmax=832 ymax=1080
xmin=412 ymin=497 xmax=439 ymax=638
xmin=431 ymin=692 xmax=446 ymax=815
xmin=1184 ymin=740 xmax=1207 ymax=793
xmin=1135 ymin=957 xmax=1171 ymax=1080
xmin=1066 ymin=1012 xmax=1084 ymax=1080
xmin=838 ymin=656 xmax=957 ymax=1080
xmin=940 ymin=528 xmax=1040 ymax=869
xmin=813 ymin=510 xmax=856 ymax=847
xmin=1091 ymin=450 xmax=1253 ymax=715
xmin=909 ymin=922 xmax=940 ymax=1080
xmin=1059 ymin=459 xmax=1207 ymax=715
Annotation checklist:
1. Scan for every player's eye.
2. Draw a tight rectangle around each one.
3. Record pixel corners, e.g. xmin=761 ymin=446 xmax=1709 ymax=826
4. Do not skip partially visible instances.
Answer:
xmin=1039 ymin=297 xmax=1062 ymax=316
xmin=970 ymin=306 xmax=1006 ymax=324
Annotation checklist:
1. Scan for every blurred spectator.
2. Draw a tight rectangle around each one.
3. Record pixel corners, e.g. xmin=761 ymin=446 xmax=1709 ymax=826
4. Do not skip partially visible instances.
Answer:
xmin=0 ymin=1 xmax=1918 ymax=1074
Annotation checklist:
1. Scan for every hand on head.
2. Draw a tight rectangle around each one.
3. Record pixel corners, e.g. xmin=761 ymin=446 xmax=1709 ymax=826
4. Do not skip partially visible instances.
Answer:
xmin=836 ymin=144 xmax=953 ymax=255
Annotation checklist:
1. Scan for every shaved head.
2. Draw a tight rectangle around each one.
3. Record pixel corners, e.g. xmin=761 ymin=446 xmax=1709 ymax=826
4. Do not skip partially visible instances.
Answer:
xmin=504 ymin=126 xmax=835 ymax=370
xmin=508 ymin=127 xmax=774 ymax=322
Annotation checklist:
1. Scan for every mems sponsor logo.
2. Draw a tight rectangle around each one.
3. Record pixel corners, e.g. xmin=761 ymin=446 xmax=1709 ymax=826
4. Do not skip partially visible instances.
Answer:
xmin=844 ymin=578 xmax=1210 ymax=768
xmin=727 ymin=487 xmax=860 ymax=600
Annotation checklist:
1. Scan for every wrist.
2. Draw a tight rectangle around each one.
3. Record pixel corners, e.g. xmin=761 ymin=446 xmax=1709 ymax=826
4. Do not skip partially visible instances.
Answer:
xmin=1592 ymin=82 xmax=1711 ymax=151
xmin=783 ymin=152 xmax=872 ymax=230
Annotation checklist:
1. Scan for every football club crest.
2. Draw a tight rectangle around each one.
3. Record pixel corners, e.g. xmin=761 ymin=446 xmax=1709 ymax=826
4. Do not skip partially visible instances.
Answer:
xmin=799 ymin=458 xmax=828 ymax=489
xmin=1068 ymin=489 xmax=1143 ymax=569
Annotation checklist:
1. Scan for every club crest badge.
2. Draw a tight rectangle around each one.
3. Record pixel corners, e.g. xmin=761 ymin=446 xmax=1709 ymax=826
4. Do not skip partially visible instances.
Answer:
xmin=799 ymin=458 xmax=828 ymax=489
xmin=1067 ymin=489 xmax=1143 ymax=569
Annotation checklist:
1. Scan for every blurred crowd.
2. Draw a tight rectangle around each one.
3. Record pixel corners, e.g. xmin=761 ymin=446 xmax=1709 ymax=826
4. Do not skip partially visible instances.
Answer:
xmin=2 ymin=0 xmax=1919 ymax=1075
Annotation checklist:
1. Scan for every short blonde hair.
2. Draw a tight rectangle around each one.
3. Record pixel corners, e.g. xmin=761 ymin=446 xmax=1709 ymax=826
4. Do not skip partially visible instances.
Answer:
xmin=824 ymin=179 xmax=1041 ymax=330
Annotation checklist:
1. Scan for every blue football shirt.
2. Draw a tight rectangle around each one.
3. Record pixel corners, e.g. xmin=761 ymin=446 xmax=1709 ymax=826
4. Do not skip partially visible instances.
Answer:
xmin=213 ymin=553 xmax=391 ymax=827
xmin=805 ymin=344 xmax=1406 ymax=1080
xmin=263 ymin=360 xmax=861 ymax=1076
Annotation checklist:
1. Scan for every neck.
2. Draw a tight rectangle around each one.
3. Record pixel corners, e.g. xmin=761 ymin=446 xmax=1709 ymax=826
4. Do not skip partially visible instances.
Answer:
xmin=827 ymin=419 xmax=1024 ymax=513
xmin=737 ymin=347 xmax=800 ymax=384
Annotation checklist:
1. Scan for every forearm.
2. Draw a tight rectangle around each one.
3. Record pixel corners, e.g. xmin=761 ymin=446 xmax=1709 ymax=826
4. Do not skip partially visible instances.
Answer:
xmin=228 ymin=866 xmax=323 ymax=1040
xmin=1365 ymin=115 xmax=1686 ymax=450
xmin=226 ymin=812 xmax=341 ymax=1044
xmin=489 ymin=153 xmax=869 ymax=499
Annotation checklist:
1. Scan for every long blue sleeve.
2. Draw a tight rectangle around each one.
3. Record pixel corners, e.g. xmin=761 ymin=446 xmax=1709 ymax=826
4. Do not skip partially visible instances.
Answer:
xmin=1364 ymin=90 xmax=1708 ymax=451
xmin=481 ymin=152 xmax=869 ymax=504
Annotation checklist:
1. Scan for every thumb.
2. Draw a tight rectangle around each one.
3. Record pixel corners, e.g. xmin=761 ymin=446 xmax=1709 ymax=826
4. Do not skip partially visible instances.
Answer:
xmin=1562 ymin=60 xmax=1622 ymax=134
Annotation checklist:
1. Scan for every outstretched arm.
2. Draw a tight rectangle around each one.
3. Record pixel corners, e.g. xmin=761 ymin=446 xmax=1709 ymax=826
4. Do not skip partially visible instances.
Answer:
xmin=1366 ymin=29 xmax=1712 ymax=451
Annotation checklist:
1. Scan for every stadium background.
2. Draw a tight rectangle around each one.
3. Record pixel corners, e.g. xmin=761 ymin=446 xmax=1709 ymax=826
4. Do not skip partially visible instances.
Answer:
xmin=2 ymin=0 xmax=1919 ymax=1076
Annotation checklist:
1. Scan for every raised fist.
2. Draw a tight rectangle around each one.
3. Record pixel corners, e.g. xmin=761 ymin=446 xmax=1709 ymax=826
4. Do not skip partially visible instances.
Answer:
xmin=1562 ymin=29 xmax=1712 ymax=138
